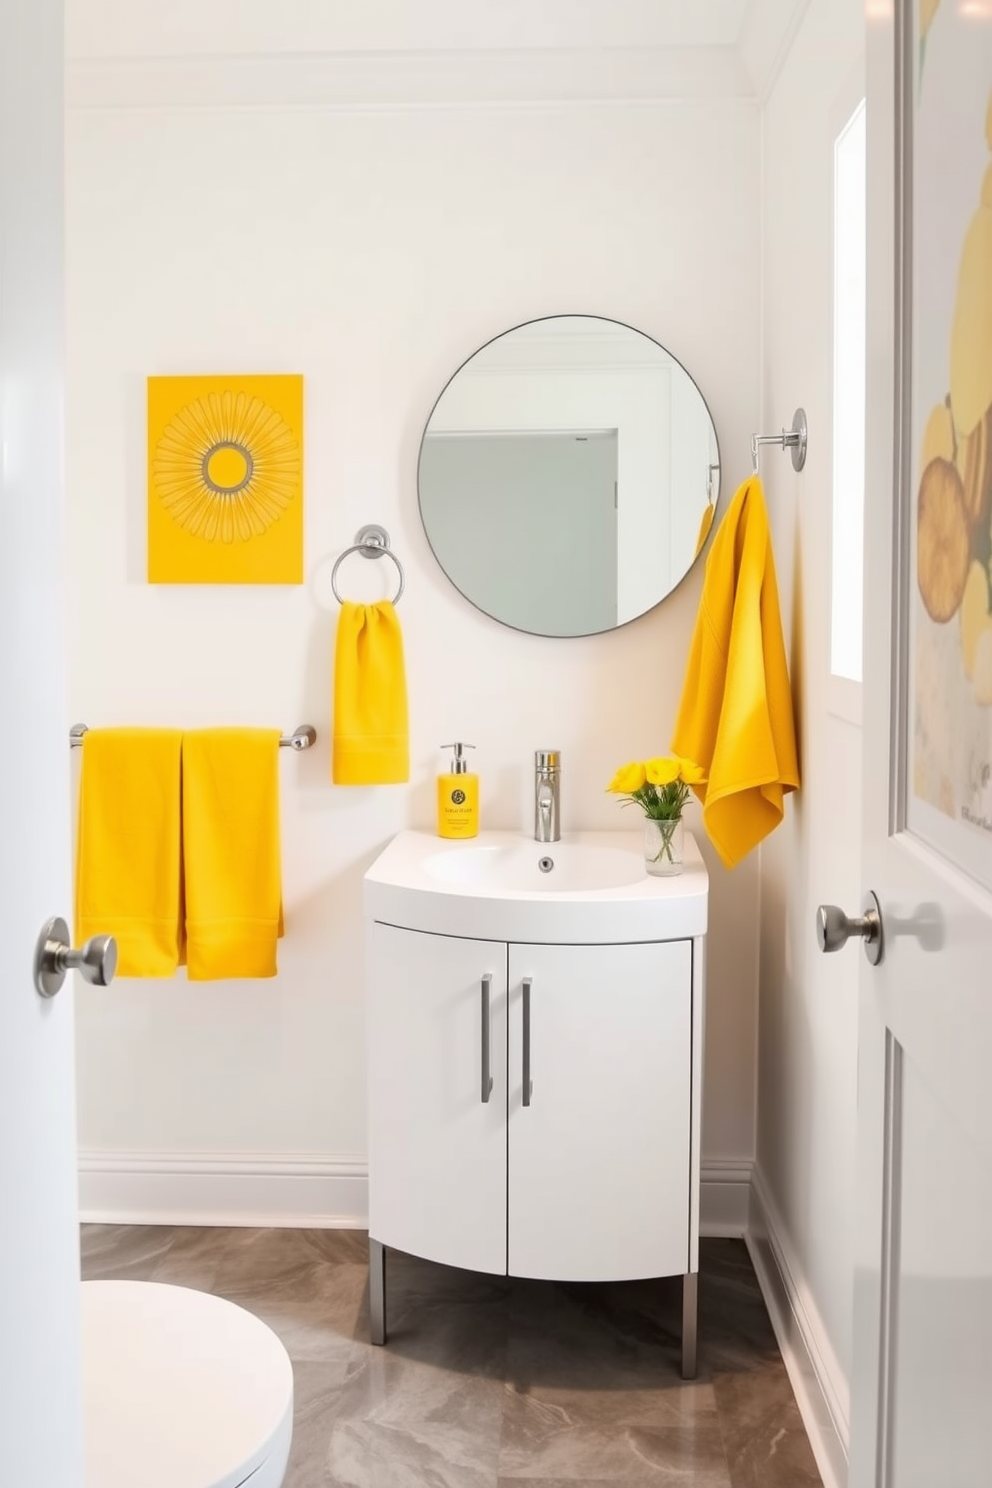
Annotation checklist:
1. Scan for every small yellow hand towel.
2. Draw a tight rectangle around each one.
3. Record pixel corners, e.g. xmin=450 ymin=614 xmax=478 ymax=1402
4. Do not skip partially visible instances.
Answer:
xmin=75 ymin=728 xmax=184 ymax=977
xmin=182 ymin=729 xmax=284 ymax=981
xmin=333 ymin=600 xmax=410 ymax=785
xmin=671 ymin=476 xmax=800 ymax=869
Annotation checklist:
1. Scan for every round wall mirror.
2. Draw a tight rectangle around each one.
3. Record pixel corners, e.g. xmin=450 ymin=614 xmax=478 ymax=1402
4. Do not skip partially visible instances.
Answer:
xmin=417 ymin=315 xmax=720 ymax=638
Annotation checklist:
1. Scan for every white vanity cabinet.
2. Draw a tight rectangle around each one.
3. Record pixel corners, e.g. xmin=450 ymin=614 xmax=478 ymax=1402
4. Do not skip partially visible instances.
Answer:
xmin=368 ymin=927 xmax=692 ymax=1284
xmin=366 ymin=924 xmax=508 ymax=1277
xmin=364 ymin=828 xmax=708 ymax=1377
xmin=506 ymin=940 xmax=691 ymax=1283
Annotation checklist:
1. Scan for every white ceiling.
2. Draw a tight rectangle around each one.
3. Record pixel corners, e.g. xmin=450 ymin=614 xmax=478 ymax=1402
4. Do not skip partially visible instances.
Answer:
xmin=66 ymin=0 xmax=809 ymax=103
xmin=68 ymin=1 xmax=752 ymax=56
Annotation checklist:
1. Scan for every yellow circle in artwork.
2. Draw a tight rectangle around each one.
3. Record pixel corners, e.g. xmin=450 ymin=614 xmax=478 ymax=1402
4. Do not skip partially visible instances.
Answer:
xmin=206 ymin=444 xmax=251 ymax=492
xmin=152 ymin=391 xmax=300 ymax=545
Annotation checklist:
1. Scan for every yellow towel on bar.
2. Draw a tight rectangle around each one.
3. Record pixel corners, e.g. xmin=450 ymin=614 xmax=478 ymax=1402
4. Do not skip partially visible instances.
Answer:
xmin=671 ymin=476 xmax=800 ymax=869
xmin=75 ymin=728 xmax=184 ymax=977
xmin=333 ymin=600 xmax=409 ymax=785
xmin=182 ymin=728 xmax=284 ymax=980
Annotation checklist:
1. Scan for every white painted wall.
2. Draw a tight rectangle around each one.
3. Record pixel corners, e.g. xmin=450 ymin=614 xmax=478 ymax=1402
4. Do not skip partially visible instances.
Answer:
xmin=755 ymin=0 xmax=865 ymax=1469
xmin=65 ymin=51 xmax=762 ymax=1215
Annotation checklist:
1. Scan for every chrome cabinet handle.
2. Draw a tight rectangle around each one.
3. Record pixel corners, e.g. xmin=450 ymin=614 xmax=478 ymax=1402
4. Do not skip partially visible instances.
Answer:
xmin=481 ymin=974 xmax=494 ymax=1103
xmin=34 ymin=916 xmax=118 ymax=999
xmin=522 ymin=977 xmax=533 ymax=1107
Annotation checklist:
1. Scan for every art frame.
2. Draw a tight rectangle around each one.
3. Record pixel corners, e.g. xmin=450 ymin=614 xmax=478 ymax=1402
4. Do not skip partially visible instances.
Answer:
xmin=147 ymin=373 xmax=304 ymax=585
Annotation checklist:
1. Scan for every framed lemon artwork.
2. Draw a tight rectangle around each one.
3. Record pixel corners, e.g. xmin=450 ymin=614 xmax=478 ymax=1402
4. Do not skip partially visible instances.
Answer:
xmin=148 ymin=374 xmax=303 ymax=584
xmin=909 ymin=0 xmax=992 ymax=890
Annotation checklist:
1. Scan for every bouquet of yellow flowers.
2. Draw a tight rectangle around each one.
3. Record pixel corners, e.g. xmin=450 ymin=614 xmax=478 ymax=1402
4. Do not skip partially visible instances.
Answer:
xmin=606 ymin=756 xmax=704 ymax=869
xmin=607 ymin=756 xmax=704 ymax=819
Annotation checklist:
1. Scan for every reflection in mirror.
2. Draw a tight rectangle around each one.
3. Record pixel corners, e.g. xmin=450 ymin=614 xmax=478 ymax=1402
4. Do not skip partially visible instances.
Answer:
xmin=417 ymin=316 xmax=719 ymax=638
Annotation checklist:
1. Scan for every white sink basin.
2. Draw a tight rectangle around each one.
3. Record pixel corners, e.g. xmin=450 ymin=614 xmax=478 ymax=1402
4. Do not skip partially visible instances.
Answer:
xmin=422 ymin=839 xmax=644 ymax=893
xmin=364 ymin=829 xmax=708 ymax=944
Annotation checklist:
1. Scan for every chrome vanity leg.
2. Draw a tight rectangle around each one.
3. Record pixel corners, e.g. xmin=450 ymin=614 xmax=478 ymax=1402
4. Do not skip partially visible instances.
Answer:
xmin=369 ymin=1238 xmax=386 ymax=1346
xmin=681 ymin=1272 xmax=698 ymax=1379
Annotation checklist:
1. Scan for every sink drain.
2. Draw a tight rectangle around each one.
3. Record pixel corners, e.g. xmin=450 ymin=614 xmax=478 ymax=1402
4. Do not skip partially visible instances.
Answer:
xmin=537 ymin=856 xmax=555 ymax=873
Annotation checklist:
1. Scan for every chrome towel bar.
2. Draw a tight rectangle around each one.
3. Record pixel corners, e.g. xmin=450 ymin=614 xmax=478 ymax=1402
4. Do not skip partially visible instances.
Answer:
xmin=69 ymin=723 xmax=317 ymax=751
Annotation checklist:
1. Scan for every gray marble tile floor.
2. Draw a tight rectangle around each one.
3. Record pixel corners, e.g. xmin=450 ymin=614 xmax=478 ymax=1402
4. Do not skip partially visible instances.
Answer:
xmin=80 ymin=1226 xmax=822 ymax=1487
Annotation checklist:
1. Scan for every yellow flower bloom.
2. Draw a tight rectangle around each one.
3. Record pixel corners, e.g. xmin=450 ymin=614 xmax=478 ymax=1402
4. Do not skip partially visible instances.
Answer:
xmin=645 ymin=756 xmax=679 ymax=786
xmin=607 ymin=761 xmax=646 ymax=793
xmin=675 ymin=756 xmax=705 ymax=784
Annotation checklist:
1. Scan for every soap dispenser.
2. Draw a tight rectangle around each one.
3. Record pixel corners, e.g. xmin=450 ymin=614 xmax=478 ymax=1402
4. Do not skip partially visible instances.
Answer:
xmin=437 ymin=743 xmax=479 ymax=839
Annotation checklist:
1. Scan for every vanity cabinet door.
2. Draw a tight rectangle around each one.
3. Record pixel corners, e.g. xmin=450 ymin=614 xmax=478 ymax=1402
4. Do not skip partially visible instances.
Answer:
xmin=507 ymin=940 xmax=692 ymax=1282
xmin=367 ymin=922 xmax=508 ymax=1275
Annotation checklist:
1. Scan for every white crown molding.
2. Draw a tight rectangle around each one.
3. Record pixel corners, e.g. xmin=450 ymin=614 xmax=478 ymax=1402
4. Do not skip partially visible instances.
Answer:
xmin=65 ymin=46 xmax=755 ymax=111
xmin=747 ymin=1165 xmax=850 ymax=1488
xmin=66 ymin=0 xmax=751 ymax=61
xmin=737 ymin=0 xmax=812 ymax=102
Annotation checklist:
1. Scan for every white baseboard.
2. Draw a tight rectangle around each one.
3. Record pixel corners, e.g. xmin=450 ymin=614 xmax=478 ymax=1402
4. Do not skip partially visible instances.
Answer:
xmin=79 ymin=1150 xmax=751 ymax=1236
xmin=78 ymin=1150 xmax=368 ymax=1229
xmin=699 ymin=1158 xmax=751 ymax=1236
xmin=747 ymin=1166 xmax=849 ymax=1488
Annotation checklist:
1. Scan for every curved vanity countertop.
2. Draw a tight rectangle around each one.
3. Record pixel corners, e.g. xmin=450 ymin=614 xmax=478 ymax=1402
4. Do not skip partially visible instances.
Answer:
xmin=364 ymin=828 xmax=708 ymax=944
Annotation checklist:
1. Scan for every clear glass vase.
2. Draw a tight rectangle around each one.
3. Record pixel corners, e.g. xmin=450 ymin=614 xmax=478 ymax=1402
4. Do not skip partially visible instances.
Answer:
xmin=644 ymin=815 xmax=684 ymax=876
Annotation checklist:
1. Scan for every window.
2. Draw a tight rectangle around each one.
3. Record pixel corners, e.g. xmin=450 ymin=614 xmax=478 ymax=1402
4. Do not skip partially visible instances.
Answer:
xmin=831 ymin=99 xmax=866 ymax=687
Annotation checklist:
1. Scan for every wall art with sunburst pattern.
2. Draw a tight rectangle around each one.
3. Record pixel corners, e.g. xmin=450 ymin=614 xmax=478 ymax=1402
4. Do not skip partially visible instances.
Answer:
xmin=148 ymin=373 xmax=303 ymax=584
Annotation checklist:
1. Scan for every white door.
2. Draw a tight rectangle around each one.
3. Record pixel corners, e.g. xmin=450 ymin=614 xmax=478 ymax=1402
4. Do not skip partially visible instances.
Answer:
xmin=0 ymin=0 xmax=84 ymax=1484
xmin=507 ymin=941 xmax=691 ymax=1282
xmin=848 ymin=4 xmax=992 ymax=1484
xmin=366 ymin=922 xmax=508 ymax=1274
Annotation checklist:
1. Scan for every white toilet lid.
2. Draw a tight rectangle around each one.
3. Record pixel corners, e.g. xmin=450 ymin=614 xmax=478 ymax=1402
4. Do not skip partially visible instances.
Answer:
xmin=81 ymin=1281 xmax=294 ymax=1488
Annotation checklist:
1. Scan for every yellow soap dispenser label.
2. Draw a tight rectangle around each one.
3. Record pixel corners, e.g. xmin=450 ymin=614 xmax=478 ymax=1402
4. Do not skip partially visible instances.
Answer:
xmin=437 ymin=742 xmax=479 ymax=838
xmin=437 ymin=773 xmax=479 ymax=838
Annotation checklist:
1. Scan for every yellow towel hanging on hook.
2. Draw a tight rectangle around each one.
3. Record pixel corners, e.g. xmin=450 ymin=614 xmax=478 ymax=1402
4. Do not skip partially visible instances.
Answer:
xmin=671 ymin=476 xmax=800 ymax=868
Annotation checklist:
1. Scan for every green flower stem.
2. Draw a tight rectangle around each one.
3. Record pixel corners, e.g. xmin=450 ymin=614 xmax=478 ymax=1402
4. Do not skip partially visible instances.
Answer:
xmin=648 ymin=818 xmax=682 ymax=864
xmin=616 ymin=780 xmax=691 ymax=820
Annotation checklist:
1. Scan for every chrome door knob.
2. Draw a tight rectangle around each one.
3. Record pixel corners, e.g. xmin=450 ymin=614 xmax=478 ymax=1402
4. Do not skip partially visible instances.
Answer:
xmin=815 ymin=891 xmax=884 ymax=966
xmin=34 ymin=916 xmax=118 ymax=998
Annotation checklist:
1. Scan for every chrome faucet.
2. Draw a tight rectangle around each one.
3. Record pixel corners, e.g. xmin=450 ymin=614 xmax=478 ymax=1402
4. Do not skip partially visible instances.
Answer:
xmin=534 ymin=750 xmax=561 ymax=842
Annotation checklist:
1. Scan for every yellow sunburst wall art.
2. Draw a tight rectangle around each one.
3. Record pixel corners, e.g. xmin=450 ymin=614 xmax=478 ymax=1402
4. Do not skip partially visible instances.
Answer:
xmin=148 ymin=374 xmax=303 ymax=584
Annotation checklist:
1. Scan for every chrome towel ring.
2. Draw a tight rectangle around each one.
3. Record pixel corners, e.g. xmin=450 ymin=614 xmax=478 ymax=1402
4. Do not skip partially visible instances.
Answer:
xmin=330 ymin=524 xmax=405 ymax=605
